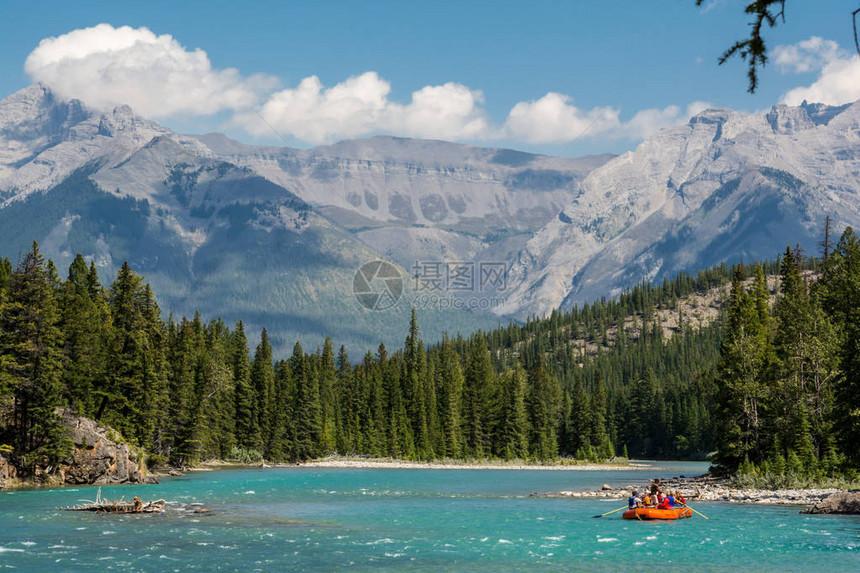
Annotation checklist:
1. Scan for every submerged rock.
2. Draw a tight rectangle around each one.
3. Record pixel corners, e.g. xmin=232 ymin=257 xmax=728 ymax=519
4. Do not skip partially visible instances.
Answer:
xmin=801 ymin=492 xmax=860 ymax=515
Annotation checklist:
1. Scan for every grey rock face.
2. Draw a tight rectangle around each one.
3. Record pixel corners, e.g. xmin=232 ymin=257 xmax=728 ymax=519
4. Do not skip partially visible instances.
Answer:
xmin=2 ymin=83 xmax=859 ymax=350
xmin=61 ymin=412 xmax=156 ymax=485
xmin=503 ymin=100 xmax=860 ymax=317
xmin=0 ymin=454 xmax=15 ymax=489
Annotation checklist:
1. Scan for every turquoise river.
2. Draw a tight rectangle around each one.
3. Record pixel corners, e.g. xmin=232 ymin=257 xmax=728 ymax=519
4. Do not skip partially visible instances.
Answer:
xmin=1 ymin=461 xmax=857 ymax=571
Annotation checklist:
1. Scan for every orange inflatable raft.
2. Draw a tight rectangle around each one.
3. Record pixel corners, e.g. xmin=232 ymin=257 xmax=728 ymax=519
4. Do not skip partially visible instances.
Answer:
xmin=622 ymin=506 xmax=693 ymax=520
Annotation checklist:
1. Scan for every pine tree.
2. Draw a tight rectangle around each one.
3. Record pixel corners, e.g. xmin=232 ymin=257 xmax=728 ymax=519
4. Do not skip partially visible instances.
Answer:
xmin=565 ymin=376 xmax=591 ymax=458
xmin=820 ymin=227 xmax=860 ymax=464
xmin=527 ymin=357 xmax=560 ymax=460
xmin=268 ymin=359 xmax=293 ymax=461
xmin=713 ymin=266 xmax=769 ymax=470
xmin=101 ymin=262 xmax=166 ymax=450
xmin=627 ymin=369 xmax=657 ymax=457
xmin=319 ymin=338 xmax=337 ymax=455
xmin=291 ymin=341 xmax=323 ymax=460
xmin=379 ymin=343 xmax=413 ymax=458
xmin=58 ymin=255 xmax=109 ymax=417
xmin=334 ymin=345 xmax=354 ymax=453
xmin=589 ymin=372 xmax=614 ymax=460
xmin=463 ymin=337 xmax=496 ymax=457
xmin=495 ymin=362 xmax=529 ymax=460
xmin=232 ymin=321 xmax=260 ymax=450
xmin=404 ymin=310 xmax=430 ymax=458
xmin=437 ymin=336 xmax=464 ymax=458
xmin=251 ymin=329 xmax=276 ymax=456
xmin=0 ymin=257 xmax=12 ymax=294
xmin=0 ymin=242 xmax=70 ymax=471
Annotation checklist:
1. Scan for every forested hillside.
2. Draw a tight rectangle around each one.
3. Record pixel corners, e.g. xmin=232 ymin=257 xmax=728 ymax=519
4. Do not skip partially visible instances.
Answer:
xmin=1 ymin=227 xmax=857 ymax=480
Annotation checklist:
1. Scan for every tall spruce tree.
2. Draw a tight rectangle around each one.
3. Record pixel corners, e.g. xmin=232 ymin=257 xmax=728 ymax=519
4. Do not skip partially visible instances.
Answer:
xmin=820 ymin=227 xmax=860 ymax=464
xmin=712 ymin=266 xmax=770 ymax=471
xmin=526 ymin=357 xmax=560 ymax=460
xmin=101 ymin=262 xmax=166 ymax=450
xmin=251 ymin=329 xmax=276 ymax=456
xmin=0 ymin=243 xmax=70 ymax=471
xmin=495 ymin=361 xmax=529 ymax=460
xmin=437 ymin=336 xmax=464 ymax=458
xmin=463 ymin=337 xmax=496 ymax=458
xmin=291 ymin=341 xmax=323 ymax=460
xmin=319 ymin=338 xmax=337 ymax=454
xmin=58 ymin=255 xmax=109 ymax=417
xmin=232 ymin=321 xmax=260 ymax=450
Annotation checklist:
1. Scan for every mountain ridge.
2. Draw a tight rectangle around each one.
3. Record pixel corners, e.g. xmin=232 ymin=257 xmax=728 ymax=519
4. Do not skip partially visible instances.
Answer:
xmin=1 ymin=83 xmax=858 ymax=352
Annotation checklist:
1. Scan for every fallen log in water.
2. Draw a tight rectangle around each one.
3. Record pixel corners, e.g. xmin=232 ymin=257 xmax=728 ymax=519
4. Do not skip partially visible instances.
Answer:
xmin=62 ymin=488 xmax=165 ymax=514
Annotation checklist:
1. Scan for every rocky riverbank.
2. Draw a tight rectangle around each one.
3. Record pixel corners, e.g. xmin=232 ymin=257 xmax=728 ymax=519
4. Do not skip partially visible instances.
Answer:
xmin=801 ymin=492 xmax=860 ymax=514
xmin=533 ymin=474 xmax=844 ymax=507
xmin=1 ymin=411 xmax=157 ymax=490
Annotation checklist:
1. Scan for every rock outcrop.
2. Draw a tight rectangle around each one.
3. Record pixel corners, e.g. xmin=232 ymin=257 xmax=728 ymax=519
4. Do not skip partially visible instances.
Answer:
xmin=0 ymin=453 xmax=15 ymax=489
xmin=801 ymin=492 xmax=860 ymax=514
xmin=60 ymin=411 xmax=157 ymax=485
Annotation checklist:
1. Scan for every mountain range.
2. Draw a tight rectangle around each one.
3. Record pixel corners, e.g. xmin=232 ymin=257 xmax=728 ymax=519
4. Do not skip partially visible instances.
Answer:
xmin=1 ymin=83 xmax=858 ymax=352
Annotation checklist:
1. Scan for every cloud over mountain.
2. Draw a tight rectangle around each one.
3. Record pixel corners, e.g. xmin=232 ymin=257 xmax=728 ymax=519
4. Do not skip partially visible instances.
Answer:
xmin=503 ymin=93 xmax=710 ymax=144
xmin=238 ymin=72 xmax=489 ymax=144
xmin=21 ymin=24 xmax=734 ymax=145
xmin=776 ymin=37 xmax=860 ymax=106
xmin=24 ymin=24 xmax=276 ymax=117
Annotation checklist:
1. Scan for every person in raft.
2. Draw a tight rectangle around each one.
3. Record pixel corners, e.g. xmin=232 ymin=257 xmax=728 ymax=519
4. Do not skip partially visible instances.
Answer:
xmin=628 ymin=491 xmax=643 ymax=509
xmin=642 ymin=492 xmax=653 ymax=506
xmin=674 ymin=491 xmax=686 ymax=506
xmin=657 ymin=492 xmax=677 ymax=510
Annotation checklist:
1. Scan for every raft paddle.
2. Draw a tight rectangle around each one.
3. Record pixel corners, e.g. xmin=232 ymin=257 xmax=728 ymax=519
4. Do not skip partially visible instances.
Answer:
xmin=687 ymin=505 xmax=710 ymax=520
xmin=593 ymin=506 xmax=628 ymax=518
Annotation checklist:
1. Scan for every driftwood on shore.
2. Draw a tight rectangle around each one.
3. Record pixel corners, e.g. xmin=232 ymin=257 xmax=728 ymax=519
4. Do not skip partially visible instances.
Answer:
xmin=63 ymin=489 xmax=165 ymax=514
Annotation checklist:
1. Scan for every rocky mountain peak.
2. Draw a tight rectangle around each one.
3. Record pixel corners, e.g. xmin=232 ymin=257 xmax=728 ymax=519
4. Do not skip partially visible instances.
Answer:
xmin=98 ymin=104 xmax=140 ymax=136
xmin=688 ymin=107 xmax=732 ymax=126
xmin=0 ymin=83 xmax=91 ymax=141
xmin=766 ymin=104 xmax=815 ymax=134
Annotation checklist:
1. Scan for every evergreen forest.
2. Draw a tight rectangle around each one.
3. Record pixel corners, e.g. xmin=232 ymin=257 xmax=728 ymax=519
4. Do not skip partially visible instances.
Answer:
xmin=1 ymin=225 xmax=858 ymax=483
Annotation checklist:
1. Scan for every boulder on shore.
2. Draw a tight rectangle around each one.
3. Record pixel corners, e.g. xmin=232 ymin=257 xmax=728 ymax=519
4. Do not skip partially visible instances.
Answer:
xmin=60 ymin=411 xmax=158 ymax=486
xmin=801 ymin=492 xmax=860 ymax=515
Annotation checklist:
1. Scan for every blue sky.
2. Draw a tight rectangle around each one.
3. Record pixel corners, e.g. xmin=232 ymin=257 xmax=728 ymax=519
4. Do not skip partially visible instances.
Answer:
xmin=2 ymin=0 xmax=858 ymax=155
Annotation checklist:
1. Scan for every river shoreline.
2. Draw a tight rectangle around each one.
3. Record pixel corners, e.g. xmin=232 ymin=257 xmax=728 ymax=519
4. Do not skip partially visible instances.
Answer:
xmin=535 ymin=474 xmax=846 ymax=506
xmin=296 ymin=457 xmax=644 ymax=471
xmin=6 ymin=458 xmax=849 ymax=509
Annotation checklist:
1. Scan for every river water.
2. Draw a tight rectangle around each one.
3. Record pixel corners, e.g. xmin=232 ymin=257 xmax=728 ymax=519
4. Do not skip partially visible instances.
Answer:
xmin=1 ymin=461 xmax=857 ymax=571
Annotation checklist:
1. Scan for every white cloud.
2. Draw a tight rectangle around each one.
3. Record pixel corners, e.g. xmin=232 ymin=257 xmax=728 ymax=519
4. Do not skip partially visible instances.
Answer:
xmin=503 ymin=93 xmax=619 ymax=144
xmin=239 ymin=72 xmax=488 ymax=144
xmin=24 ymin=24 xmax=711 ymax=146
xmin=772 ymin=37 xmax=845 ymax=74
xmin=620 ymin=101 xmax=711 ymax=140
xmin=502 ymin=93 xmax=710 ymax=144
xmin=389 ymin=83 xmax=489 ymax=141
xmin=699 ymin=0 xmax=727 ymax=15
xmin=24 ymin=24 xmax=275 ymax=118
xmin=777 ymin=38 xmax=860 ymax=106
